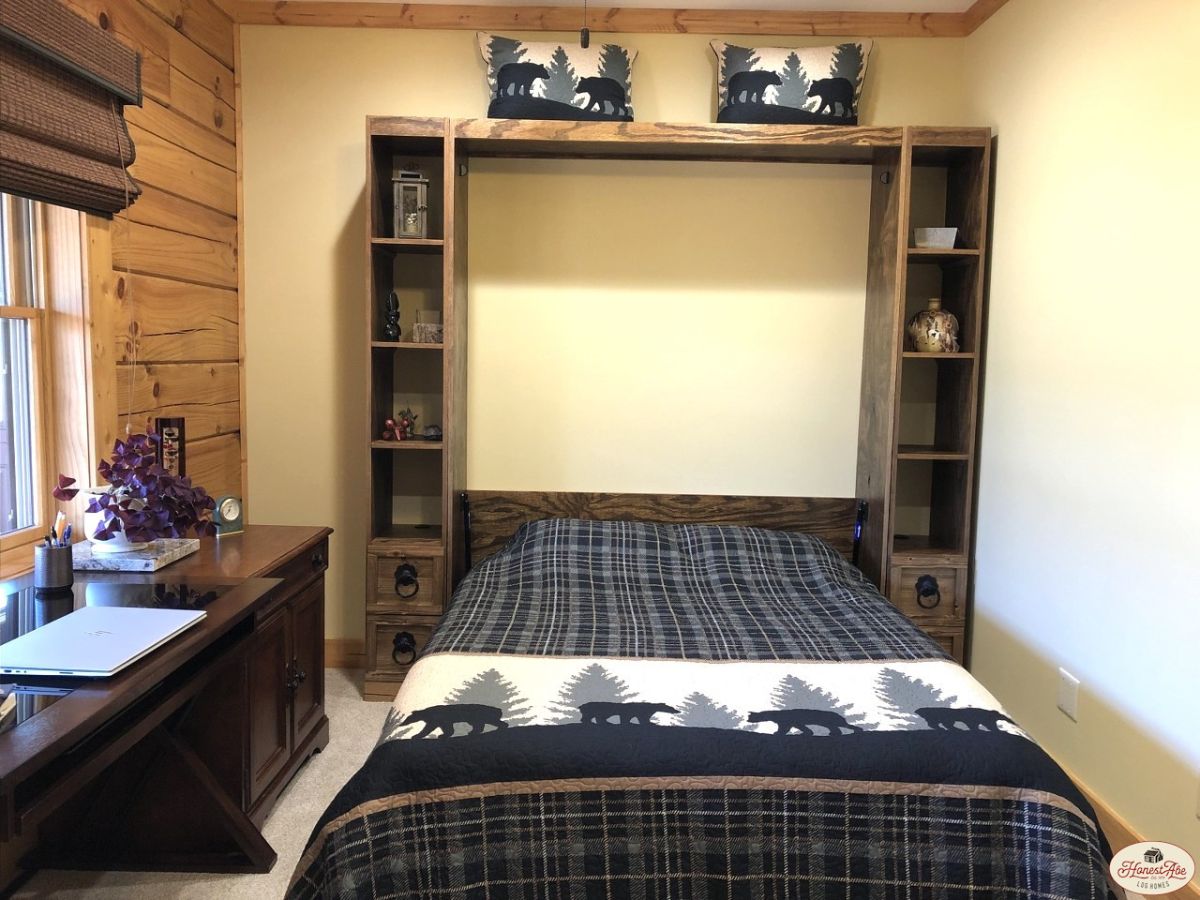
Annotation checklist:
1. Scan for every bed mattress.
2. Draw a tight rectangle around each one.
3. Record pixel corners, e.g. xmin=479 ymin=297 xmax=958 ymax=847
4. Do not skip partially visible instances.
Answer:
xmin=289 ymin=519 xmax=1114 ymax=899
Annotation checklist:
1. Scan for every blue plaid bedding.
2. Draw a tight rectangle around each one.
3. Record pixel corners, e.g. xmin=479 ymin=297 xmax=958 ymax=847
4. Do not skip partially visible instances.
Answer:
xmin=427 ymin=518 xmax=945 ymax=661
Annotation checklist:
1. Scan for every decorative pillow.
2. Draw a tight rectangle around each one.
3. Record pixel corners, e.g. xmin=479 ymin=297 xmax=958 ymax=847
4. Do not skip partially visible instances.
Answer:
xmin=710 ymin=41 xmax=872 ymax=125
xmin=479 ymin=33 xmax=637 ymax=122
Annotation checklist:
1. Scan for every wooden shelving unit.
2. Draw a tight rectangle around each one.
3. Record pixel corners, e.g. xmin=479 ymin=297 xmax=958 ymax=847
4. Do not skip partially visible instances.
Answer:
xmin=363 ymin=118 xmax=466 ymax=699
xmin=360 ymin=118 xmax=991 ymax=694
xmin=856 ymin=131 xmax=991 ymax=664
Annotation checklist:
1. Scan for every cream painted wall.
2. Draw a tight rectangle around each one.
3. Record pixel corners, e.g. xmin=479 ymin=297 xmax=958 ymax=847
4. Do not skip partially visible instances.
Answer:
xmin=240 ymin=26 xmax=968 ymax=641
xmin=965 ymin=0 xmax=1200 ymax=868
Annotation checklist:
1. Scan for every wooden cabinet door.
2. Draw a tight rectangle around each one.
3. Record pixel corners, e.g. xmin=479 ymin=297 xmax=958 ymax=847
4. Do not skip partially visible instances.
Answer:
xmin=248 ymin=605 xmax=291 ymax=803
xmin=290 ymin=578 xmax=325 ymax=745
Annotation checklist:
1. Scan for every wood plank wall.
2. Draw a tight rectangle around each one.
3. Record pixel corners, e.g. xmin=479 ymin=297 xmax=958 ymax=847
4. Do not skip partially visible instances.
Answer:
xmin=67 ymin=0 xmax=243 ymax=502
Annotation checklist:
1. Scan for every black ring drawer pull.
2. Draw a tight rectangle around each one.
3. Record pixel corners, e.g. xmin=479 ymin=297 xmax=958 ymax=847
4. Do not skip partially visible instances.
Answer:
xmin=394 ymin=562 xmax=419 ymax=598
xmin=915 ymin=574 xmax=942 ymax=609
xmin=392 ymin=631 xmax=417 ymax=665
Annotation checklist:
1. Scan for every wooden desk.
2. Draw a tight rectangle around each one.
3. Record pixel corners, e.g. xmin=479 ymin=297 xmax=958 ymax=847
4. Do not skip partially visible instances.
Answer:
xmin=0 ymin=525 xmax=332 ymax=888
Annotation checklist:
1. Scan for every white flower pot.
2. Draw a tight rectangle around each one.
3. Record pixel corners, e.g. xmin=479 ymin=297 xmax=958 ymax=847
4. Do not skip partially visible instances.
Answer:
xmin=83 ymin=508 xmax=150 ymax=554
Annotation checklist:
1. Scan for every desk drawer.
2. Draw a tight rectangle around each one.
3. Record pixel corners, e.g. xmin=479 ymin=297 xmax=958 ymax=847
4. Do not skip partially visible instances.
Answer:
xmin=367 ymin=551 xmax=444 ymax=616
xmin=268 ymin=537 xmax=329 ymax=594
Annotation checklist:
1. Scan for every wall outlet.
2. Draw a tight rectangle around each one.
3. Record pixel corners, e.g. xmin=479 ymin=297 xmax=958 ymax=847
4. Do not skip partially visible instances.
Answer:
xmin=1057 ymin=668 xmax=1080 ymax=721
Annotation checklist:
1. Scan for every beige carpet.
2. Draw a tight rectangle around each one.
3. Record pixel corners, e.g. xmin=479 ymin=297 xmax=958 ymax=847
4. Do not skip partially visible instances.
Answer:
xmin=11 ymin=669 xmax=391 ymax=900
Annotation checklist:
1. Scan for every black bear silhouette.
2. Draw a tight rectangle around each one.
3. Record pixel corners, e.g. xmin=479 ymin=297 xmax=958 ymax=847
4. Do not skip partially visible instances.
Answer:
xmin=575 ymin=76 xmax=627 ymax=115
xmin=807 ymin=77 xmax=854 ymax=116
xmin=728 ymin=70 xmax=782 ymax=106
xmin=747 ymin=708 xmax=865 ymax=736
xmin=915 ymin=706 xmax=1017 ymax=732
xmin=496 ymin=62 xmax=550 ymax=98
xmin=579 ymin=701 xmax=679 ymax=725
xmin=400 ymin=703 xmax=509 ymax=738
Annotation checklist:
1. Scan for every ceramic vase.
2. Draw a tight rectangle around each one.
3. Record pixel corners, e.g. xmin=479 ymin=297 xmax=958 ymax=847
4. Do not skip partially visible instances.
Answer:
xmin=906 ymin=298 xmax=960 ymax=353
xmin=83 ymin=489 xmax=151 ymax=553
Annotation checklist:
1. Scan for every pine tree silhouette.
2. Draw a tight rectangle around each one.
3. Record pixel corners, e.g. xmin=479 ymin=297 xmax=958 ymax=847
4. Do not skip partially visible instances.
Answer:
xmin=551 ymin=662 xmax=638 ymax=724
xmin=873 ymin=668 xmax=959 ymax=729
xmin=830 ymin=43 xmax=864 ymax=87
xmin=769 ymin=675 xmax=867 ymax=725
xmin=674 ymin=692 xmax=744 ymax=729
xmin=775 ymin=52 xmax=811 ymax=110
xmin=542 ymin=46 xmax=579 ymax=105
xmin=444 ymin=668 xmax=535 ymax=732
xmin=598 ymin=44 xmax=632 ymax=93
xmin=489 ymin=35 xmax=528 ymax=96
xmin=721 ymin=44 xmax=762 ymax=107
xmin=378 ymin=707 xmax=411 ymax=744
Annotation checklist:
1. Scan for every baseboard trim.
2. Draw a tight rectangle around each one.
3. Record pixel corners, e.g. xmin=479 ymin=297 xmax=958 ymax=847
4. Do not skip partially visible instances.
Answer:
xmin=1060 ymin=761 xmax=1199 ymax=898
xmin=325 ymin=638 xmax=365 ymax=669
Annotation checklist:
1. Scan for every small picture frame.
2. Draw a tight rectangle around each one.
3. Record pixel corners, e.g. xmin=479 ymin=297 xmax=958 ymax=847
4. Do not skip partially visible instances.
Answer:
xmin=155 ymin=417 xmax=186 ymax=476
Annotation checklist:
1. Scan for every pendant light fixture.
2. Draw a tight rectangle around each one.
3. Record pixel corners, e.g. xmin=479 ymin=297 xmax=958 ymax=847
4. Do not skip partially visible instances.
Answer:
xmin=580 ymin=0 xmax=589 ymax=48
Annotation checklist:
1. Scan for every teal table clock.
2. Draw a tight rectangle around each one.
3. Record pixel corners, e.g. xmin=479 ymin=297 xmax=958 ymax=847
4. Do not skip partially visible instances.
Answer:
xmin=213 ymin=495 xmax=244 ymax=537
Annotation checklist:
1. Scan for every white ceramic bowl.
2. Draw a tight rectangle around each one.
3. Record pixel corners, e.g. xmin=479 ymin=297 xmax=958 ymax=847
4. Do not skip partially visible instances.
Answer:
xmin=913 ymin=227 xmax=958 ymax=249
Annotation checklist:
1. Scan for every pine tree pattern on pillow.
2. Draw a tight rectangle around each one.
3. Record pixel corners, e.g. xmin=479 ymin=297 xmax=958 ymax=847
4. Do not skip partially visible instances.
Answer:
xmin=711 ymin=40 xmax=872 ymax=125
xmin=479 ymin=33 xmax=637 ymax=122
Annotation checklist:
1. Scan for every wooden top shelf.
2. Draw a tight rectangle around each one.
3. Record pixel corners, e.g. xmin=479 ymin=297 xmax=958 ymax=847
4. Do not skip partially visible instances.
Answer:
xmin=370 ymin=440 xmax=443 ymax=451
xmin=907 ymin=247 xmax=980 ymax=263
xmin=896 ymin=445 xmax=970 ymax=461
xmin=371 ymin=237 xmax=443 ymax=252
xmin=371 ymin=341 xmax=444 ymax=350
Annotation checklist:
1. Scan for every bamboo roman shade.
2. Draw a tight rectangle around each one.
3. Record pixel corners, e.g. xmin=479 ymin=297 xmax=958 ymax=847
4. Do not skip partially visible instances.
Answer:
xmin=0 ymin=0 xmax=142 ymax=216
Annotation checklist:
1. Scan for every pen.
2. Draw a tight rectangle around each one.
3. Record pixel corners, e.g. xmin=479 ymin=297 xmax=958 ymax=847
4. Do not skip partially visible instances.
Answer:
xmin=61 ymin=523 xmax=72 ymax=546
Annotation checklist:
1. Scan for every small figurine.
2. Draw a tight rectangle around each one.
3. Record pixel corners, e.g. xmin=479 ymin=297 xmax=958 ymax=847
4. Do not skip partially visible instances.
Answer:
xmin=395 ymin=408 xmax=417 ymax=441
xmin=381 ymin=418 xmax=400 ymax=441
xmin=382 ymin=290 xmax=401 ymax=342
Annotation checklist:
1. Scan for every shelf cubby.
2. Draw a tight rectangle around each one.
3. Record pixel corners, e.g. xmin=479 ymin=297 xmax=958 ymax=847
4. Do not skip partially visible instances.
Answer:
xmin=897 ymin=355 xmax=975 ymax=457
xmin=892 ymin=458 xmax=971 ymax=557
xmin=370 ymin=250 xmax=442 ymax=344
xmin=368 ymin=132 xmax=445 ymax=241
xmin=369 ymin=449 xmax=444 ymax=540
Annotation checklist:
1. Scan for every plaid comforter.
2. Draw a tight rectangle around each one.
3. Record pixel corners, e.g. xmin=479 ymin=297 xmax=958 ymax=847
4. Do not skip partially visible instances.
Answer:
xmin=290 ymin=519 xmax=1114 ymax=899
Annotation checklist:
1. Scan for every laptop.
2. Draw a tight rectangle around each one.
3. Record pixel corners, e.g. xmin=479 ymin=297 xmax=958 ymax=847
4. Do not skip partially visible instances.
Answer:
xmin=0 ymin=606 xmax=207 ymax=677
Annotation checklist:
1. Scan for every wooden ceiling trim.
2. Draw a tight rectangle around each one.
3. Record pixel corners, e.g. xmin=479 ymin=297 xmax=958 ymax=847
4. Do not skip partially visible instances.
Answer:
xmin=233 ymin=1 xmax=986 ymax=37
xmin=961 ymin=0 xmax=1010 ymax=34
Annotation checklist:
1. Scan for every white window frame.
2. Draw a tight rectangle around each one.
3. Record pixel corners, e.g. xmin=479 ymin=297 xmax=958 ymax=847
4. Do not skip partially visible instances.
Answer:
xmin=0 ymin=194 xmax=54 ymax=566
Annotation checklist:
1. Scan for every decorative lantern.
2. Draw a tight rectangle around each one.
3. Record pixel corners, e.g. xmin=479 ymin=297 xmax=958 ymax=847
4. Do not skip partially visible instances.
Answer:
xmin=392 ymin=167 xmax=429 ymax=239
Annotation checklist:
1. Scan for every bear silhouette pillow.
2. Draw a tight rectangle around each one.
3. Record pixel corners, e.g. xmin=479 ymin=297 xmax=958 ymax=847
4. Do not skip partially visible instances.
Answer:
xmin=711 ymin=41 xmax=872 ymax=125
xmin=479 ymin=33 xmax=637 ymax=122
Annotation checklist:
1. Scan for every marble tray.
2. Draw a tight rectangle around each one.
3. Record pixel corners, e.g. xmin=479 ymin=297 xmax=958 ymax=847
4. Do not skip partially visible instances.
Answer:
xmin=72 ymin=538 xmax=200 ymax=572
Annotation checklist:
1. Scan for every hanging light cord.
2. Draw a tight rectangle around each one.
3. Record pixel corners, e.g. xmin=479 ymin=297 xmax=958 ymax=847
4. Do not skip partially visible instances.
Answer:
xmin=580 ymin=0 xmax=589 ymax=48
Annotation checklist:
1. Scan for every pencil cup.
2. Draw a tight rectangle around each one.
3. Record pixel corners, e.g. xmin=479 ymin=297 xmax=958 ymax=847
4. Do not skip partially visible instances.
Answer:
xmin=34 ymin=544 xmax=74 ymax=591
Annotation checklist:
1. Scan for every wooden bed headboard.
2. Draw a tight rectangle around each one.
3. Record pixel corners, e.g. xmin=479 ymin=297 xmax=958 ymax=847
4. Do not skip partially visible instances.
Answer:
xmin=460 ymin=491 xmax=866 ymax=570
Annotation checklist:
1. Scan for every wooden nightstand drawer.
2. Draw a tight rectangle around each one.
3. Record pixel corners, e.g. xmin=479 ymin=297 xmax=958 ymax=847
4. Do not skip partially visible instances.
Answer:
xmin=368 ymin=551 xmax=445 ymax=615
xmin=888 ymin=563 xmax=966 ymax=622
xmin=922 ymin=626 xmax=965 ymax=665
xmin=364 ymin=615 xmax=439 ymax=700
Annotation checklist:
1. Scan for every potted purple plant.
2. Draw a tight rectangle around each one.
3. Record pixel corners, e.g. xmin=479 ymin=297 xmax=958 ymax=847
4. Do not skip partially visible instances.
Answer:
xmin=55 ymin=433 xmax=217 ymax=553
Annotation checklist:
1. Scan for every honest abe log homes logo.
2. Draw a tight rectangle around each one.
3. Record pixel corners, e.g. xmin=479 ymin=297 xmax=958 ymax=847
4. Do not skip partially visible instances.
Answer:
xmin=1109 ymin=841 xmax=1194 ymax=894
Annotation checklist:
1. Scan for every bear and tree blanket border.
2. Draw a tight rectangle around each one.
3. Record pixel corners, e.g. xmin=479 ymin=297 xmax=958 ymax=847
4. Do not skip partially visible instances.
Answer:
xmin=289 ymin=520 xmax=1116 ymax=899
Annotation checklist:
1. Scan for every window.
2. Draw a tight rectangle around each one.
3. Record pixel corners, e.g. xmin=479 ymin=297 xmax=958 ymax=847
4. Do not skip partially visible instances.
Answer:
xmin=0 ymin=194 xmax=50 ymax=548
